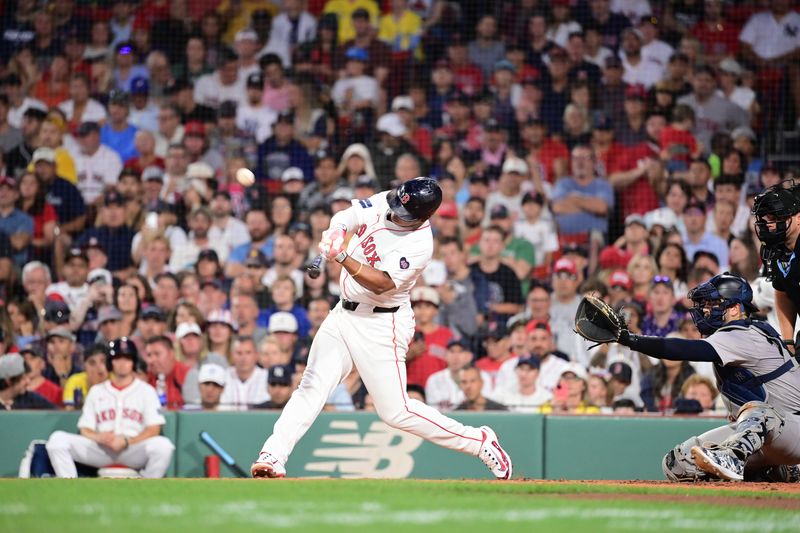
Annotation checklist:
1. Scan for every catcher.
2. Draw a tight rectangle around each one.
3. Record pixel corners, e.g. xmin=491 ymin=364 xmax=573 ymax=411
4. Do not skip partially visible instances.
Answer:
xmin=575 ymin=273 xmax=800 ymax=482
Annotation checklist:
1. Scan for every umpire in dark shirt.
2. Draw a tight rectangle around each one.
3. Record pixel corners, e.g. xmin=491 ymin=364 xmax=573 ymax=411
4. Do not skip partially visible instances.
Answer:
xmin=76 ymin=190 xmax=135 ymax=277
xmin=752 ymin=182 xmax=800 ymax=348
xmin=0 ymin=354 xmax=54 ymax=410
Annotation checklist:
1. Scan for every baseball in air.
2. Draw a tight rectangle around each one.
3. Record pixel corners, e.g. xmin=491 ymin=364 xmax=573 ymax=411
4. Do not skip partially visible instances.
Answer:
xmin=236 ymin=168 xmax=255 ymax=187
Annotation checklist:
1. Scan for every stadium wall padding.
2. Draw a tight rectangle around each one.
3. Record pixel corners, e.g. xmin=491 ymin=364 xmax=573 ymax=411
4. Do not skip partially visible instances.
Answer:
xmin=1 ymin=412 xmax=724 ymax=479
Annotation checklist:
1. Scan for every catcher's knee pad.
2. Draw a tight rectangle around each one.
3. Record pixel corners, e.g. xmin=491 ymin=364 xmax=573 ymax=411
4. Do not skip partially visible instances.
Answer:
xmin=662 ymin=440 xmax=711 ymax=482
xmin=734 ymin=401 xmax=785 ymax=438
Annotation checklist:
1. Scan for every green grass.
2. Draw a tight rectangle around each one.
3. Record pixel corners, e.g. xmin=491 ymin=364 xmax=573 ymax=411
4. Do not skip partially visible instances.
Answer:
xmin=0 ymin=479 xmax=796 ymax=532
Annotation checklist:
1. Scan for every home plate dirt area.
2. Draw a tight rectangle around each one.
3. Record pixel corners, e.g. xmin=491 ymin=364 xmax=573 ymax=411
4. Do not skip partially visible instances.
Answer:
xmin=2 ymin=478 xmax=798 ymax=532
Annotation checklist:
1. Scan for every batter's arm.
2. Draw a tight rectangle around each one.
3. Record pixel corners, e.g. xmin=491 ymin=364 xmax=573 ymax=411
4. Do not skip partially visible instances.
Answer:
xmin=774 ymin=290 xmax=798 ymax=350
xmin=329 ymin=204 xmax=361 ymax=234
xmin=339 ymin=254 xmax=396 ymax=295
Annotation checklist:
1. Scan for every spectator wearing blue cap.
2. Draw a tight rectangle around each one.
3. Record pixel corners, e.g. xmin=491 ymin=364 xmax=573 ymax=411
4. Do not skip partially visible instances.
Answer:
xmin=127 ymin=77 xmax=158 ymax=132
xmin=254 ymin=364 xmax=295 ymax=409
xmin=331 ymin=47 xmax=379 ymax=118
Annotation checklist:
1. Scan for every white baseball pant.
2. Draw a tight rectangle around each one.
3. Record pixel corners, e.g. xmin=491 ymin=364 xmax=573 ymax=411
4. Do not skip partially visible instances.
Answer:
xmin=261 ymin=303 xmax=484 ymax=465
xmin=46 ymin=430 xmax=175 ymax=478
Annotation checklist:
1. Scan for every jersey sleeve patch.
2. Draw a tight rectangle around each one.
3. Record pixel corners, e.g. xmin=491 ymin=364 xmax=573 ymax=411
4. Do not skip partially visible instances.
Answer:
xmin=358 ymin=199 xmax=373 ymax=208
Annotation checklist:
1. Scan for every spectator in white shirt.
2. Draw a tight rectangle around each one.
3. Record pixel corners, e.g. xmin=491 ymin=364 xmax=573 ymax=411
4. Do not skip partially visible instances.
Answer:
xmin=46 ymin=248 xmax=89 ymax=313
xmin=194 ymin=49 xmax=246 ymax=109
xmin=493 ymin=356 xmax=552 ymax=413
xmin=221 ymin=336 xmax=269 ymax=407
xmin=236 ymin=72 xmax=277 ymax=143
xmin=638 ymin=17 xmax=673 ymax=71
xmin=73 ymin=121 xmax=123 ymax=205
xmin=2 ymin=73 xmax=47 ymax=129
xmin=154 ymin=104 xmax=185 ymax=158
xmin=58 ymin=73 xmax=108 ymax=126
xmin=425 ymin=338 xmax=492 ymax=411
xmin=170 ymin=206 xmax=228 ymax=271
xmin=267 ymin=0 xmax=317 ymax=66
xmin=620 ymin=28 xmax=663 ymax=88
xmin=208 ymin=190 xmax=250 ymax=255
xmin=234 ymin=29 xmax=261 ymax=79
xmin=739 ymin=0 xmax=800 ymax=126
xmin=514 ymin=191 xmax=558 ymax=268
xmin=331 ymin=47 xmax=379 ymax=112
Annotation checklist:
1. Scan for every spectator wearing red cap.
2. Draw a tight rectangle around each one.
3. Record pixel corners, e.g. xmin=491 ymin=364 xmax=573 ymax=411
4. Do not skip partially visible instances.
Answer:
xmin=549 ymin=257 xmax=581 ymax=358
xmin=607 ymin=270 xmax=633 ymax=307
xmin=551 ymin=145 xmax=614 ymax=238
xmin=616 ymin=84 xmax=648 ymax=147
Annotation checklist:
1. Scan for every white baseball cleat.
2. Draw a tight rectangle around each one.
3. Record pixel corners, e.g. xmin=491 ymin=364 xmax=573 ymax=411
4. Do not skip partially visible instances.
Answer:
xmin=478 ymin=426 xmax=512 ymax=480
xmin=250 ymin=452 xmax=286 ymax=479
xmin=691 ymin=445 xmax=744 ymax=481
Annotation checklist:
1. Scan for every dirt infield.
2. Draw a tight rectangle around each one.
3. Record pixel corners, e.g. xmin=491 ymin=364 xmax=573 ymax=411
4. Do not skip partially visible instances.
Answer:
xmin=520 ymin=480 xmax=800 ymax=510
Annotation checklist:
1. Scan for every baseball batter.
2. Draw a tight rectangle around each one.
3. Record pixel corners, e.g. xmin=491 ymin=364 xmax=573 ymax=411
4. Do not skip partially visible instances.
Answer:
xmin=581 ymin=273 xmax=800 ymax=482
xmin=251 ymin=177 xmax=513 ymax=479
xmin=46 ymin=338 xmax=175 ymax=478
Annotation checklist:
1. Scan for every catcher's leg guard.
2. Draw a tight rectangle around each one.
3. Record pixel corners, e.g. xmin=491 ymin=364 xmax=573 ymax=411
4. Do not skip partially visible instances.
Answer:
xmin=720 ymin=401 xmax=785 ymax=461
xmin=662 ymin=437 xmax=713 ymax=482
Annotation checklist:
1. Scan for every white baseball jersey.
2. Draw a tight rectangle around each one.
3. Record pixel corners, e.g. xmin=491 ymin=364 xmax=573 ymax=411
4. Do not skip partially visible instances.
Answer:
xmin=425 ymin=368 xmax=494 ymax=412
xmin=77 ymin=379 xmax=166 ymax=438
xmin=220 ymin=367 xmax=269 ymax=407
xmin=704 ymin=322 xmax=800 ymax=418
xmin=333 ymin=191 xmax=434 ymax=308
xmin=492 ymin=388 xmax=552 ymax=413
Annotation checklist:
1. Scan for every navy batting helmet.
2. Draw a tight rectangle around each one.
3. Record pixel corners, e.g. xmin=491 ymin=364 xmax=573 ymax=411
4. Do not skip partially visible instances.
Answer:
xmin=687 ymin=273 xmax=758 ymax=336
xmin=107 ymin=337 xmax=139 ymax=371
xmin=386 ymin=177 xmax=442 ymax=222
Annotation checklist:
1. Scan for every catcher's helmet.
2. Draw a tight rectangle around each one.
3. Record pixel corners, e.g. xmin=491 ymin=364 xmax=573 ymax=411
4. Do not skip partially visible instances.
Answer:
xmin=107 ymin=336 xmax=139 ymax=371
xmin=387 ymin=177 xmax=442 ymax=222
xmin=688 ymin=273 xmax=758 ymax=336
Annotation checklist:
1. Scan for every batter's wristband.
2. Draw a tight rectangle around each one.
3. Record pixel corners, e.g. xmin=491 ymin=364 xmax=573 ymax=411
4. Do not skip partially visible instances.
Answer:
xmin=334 ymin=251 xmax=347 ymax=263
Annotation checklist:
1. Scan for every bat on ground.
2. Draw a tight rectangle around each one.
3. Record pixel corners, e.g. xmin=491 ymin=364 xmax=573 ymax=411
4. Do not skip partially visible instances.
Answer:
xmin=199 ymin=431 xmax=249 ymax=478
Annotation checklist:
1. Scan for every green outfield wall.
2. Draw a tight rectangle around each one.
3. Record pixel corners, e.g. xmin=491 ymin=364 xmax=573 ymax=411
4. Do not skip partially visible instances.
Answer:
xmin=0 ymin=412 xmax=724 ymax=480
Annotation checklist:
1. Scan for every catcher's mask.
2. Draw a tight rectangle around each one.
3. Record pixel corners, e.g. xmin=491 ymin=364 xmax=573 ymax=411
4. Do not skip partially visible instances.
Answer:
xmin=688 ymin=273 xmax=757 ymax=336
xmin=751 ymin=180 xmax=800 ymax=265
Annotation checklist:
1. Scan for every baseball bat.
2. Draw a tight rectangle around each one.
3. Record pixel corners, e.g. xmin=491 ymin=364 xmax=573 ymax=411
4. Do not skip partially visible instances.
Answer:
xmin=306 ymin=254 xmax=325 ymax=279
xmin=199 ymin=431 xmax=249 ymax=478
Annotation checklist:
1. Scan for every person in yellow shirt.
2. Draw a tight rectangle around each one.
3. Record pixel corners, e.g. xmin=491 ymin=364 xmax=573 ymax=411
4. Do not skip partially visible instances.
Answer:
xmin=378 ymin=0 xmax=424 ymax=61
xmin=62 ymin=344 xmax=109 ymax=410
xmin=324 ymin=0 xmax=380 ymax=44
xmin=28 ymin=112 xmax=77 ymax=184
xmin=539 ymin=363 xmax=602 ymax=414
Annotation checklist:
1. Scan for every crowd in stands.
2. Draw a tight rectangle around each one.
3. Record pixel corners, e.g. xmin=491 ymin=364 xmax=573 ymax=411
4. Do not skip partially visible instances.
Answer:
xmin=1 ymin=0 xmax=800 ymax=418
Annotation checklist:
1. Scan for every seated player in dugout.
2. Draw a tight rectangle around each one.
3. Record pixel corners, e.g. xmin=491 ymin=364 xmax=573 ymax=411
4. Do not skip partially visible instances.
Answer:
xmin=577 ymin=273 xmax=800 ymax=482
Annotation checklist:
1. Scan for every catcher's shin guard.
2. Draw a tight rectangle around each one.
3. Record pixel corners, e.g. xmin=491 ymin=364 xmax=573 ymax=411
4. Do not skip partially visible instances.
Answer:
xmin=721 ymin=401 xmax=785 ymax=461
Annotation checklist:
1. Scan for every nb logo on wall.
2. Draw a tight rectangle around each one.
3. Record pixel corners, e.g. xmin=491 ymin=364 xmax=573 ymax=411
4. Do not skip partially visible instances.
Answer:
xmin=303 ymin=420 xmax=422 ymax=478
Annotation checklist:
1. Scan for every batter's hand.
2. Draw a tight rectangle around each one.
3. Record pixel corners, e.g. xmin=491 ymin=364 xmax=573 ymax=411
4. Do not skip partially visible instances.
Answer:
xmin=319 ymin=226 xmax=346 ymax=260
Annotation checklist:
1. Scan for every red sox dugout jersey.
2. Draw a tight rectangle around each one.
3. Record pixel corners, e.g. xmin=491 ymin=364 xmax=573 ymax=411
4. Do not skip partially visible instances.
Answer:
xmin=78 ymin=379 xmax=166 ymax=438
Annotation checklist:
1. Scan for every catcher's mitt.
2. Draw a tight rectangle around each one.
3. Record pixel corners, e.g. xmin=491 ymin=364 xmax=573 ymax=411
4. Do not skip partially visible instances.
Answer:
xmin=574 ymin=295 xmax=627 ymax=344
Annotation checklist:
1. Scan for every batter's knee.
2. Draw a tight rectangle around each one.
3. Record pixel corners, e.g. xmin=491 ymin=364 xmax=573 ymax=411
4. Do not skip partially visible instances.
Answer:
xmin=375 ymin=405 xmax=413 ymax=430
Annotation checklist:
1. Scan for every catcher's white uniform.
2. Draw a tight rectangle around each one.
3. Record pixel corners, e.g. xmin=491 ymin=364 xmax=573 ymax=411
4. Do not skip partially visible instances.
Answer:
xmin=46 ymin=379 xmax=174 ymax=478
xmin=260 ymin=192 xmax=486 ymax=466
